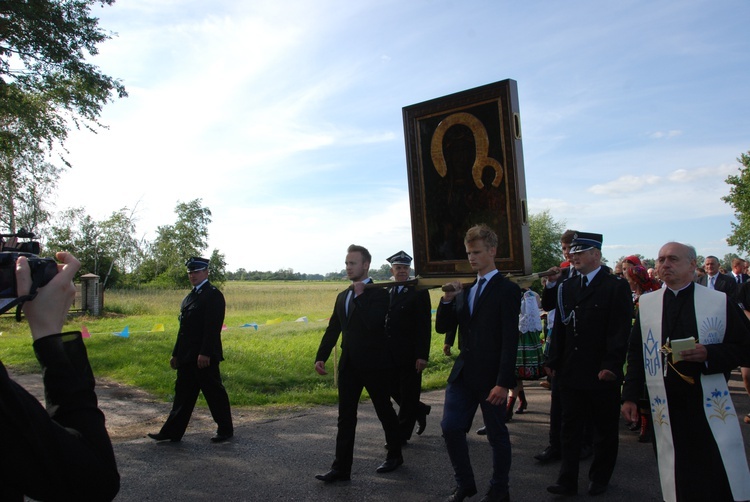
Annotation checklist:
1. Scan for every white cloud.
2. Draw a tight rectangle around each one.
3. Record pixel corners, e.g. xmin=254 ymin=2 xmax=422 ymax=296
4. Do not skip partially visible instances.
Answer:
xmin=649 ymin=130 xmax=683 ymax=139
xmin=588 ymin=175 xmax=661 ymax=195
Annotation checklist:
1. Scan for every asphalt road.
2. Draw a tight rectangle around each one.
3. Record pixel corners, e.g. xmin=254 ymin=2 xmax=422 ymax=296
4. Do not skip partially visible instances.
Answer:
xmin=103 ymin=371 xmax=750 ymax=502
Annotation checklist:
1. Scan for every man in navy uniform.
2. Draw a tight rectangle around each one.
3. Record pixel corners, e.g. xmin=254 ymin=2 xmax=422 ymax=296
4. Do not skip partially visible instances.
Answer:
xmin=148 ymin=257 xmax=233 ymax=443
xmin=384 ymin=250 xmax=433 ymax=443
xmin=544 ymin=233 xmax=632 ymax=497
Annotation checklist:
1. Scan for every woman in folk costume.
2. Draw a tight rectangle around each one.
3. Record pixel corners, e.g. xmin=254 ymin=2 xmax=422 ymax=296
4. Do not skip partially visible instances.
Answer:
xmin=622 ymin=242 xmax=750 ymax=502
xmin=507 ymin=288 xmax=545 ymax=419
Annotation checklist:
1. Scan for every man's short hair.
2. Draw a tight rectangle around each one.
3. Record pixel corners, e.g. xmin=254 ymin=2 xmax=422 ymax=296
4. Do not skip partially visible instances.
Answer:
xmin=665 ymin=242 xmax=697 ymax=262
xmin=732 ymin=257 xmax=745 ymax=267
xmin=464 ymin=224 xmax=498 ymax=249
xmin=347 ymin=244 xmax=372 ymax=264
xmin=560 ymin=229 xmax=579 ymax=245
xmin=705 ymin=255 xmax=719 ymax=264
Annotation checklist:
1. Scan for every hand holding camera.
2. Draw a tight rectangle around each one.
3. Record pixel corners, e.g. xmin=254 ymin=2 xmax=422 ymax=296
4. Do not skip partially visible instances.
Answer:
xmin=0 ymin=229 xmax=59 ymax=316
xmin=16 ymin=252 xmax=80 ymax=340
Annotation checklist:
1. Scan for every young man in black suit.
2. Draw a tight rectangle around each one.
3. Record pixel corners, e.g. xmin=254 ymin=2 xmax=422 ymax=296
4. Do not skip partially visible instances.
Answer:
xmin=314 ymin=245 xmax=402 ymax=482
xmin=384 ymin=250 xmax=433 ymax=442
xmin=149 ymin=256 xmax=233 ymax=443
xmin=544 ymin=232 xmax=632 ymax=497
xmin=436 ymin=224 xmax=522 ymax=502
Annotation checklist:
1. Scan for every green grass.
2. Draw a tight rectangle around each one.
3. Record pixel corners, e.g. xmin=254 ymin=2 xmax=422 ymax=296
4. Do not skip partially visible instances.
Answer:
xmin=0 ymin=282 xmax=453 ymax=408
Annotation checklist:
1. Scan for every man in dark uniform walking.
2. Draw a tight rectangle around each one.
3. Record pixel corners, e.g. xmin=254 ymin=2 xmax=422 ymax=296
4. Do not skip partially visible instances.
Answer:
xmin=148 ymin=257 xmax=233 ymax=443
xmin=384 ymin=250 xmax=433 ymax=443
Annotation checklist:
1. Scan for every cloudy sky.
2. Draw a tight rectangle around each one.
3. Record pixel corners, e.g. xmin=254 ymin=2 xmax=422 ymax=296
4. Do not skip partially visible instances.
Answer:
xmin=56 ymin=0 xmax=750 ymax=274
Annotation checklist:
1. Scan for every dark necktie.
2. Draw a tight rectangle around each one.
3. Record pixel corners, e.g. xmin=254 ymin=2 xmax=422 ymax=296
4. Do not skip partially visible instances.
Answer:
xmin=581 ymin=275 xmax=588 ymax=289
xmin=472 ymin=278 xmax=486 ymax=315
xmin=346 ymin=290 xmax=353 ymax=316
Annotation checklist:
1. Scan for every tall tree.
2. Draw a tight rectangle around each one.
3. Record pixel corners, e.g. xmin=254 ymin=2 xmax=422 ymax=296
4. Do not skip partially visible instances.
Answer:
xmin=0 ymin=134 xmax=59 ymax=232
xmin=529 ymin=210 xmax=566 ymax=272
xmin=0 ymin=0 xmax=126 ymax=231
xmin=45 ymin=206 xmax=141 ymax=288
xmin=208 ymin=249 xmax=227 ymax=287
xmin=142 ymin=199 xmax=214 ymax=287
xmin=723 ymin=151 xmax=750 ymax=253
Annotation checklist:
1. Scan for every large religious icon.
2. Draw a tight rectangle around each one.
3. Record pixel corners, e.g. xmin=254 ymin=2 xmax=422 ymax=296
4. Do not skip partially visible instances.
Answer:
xmin=403 ymin=79 xmax=531 ymax=277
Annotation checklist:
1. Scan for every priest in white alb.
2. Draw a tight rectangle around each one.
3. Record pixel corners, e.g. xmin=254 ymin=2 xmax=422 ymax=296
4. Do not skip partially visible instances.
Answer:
xmin=622 ymin=242 xmax=750 ymax=502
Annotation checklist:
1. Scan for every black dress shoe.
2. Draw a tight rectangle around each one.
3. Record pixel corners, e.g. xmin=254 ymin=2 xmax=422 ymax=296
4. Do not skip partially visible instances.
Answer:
xmin=376 ymin=455 xmax=403 ymax=473
xmin=147 ymin=432 xmax=180 ymax=442
xmin=210 ymin=433 xmax=233 ymax=443
xmin=579 ymin=444 xmax=593 ymax=460
xmin=416 ymin=404 xmax=431 ymax=435
xmin=315 ymin=469 xmax=350 ymax=483
xmin=587 ymin=482 xmax=607 ymax=496
xmin=478 ymin=485 xmax=510 ymax=502
xmin=546 ymin=484 xmax=577 ymax=496
xmin=534 ymin=445 xmax=561 ymax=463
xmin=476 ymin=426 xmax=487 ymax=435
xmin=447 ymin=485 xmax=478 ymax=502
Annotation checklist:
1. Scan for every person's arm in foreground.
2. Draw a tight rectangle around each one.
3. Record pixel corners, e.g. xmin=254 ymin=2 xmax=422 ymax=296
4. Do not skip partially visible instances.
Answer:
xmin=0 ymin=252 xmax=120 ymax=501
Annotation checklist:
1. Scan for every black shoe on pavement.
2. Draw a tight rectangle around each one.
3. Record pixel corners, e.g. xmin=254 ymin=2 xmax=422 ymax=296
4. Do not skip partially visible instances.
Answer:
xmin=376 ymin=455 xmax=403 ymax=473
xmin=478 ymin=485 xmax=510 ymax=502
xmin=147 ymin=432 xmax=180 ymax=442
xmin=476 ymin=426 xmax=487 ymax=435
xmin=210 ymin=433 xmax=233 ymax=443
xmin=447 ymin=485 xmax=478 ymax=502
xmin=546 ymin=484 xmax=577 ymax=496
xmin=587 ymin=482 xmax=607 ymax=496
xmin=534 ymin=445 xmax=561 ymax=463
xmin=416 ymin=404 xmax=431 ymax=435
xmin=315 ymin=469 xmax=351 ymax=483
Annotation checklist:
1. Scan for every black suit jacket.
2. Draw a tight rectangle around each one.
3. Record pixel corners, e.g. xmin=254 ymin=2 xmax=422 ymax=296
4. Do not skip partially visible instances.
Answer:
xmin=435 ymin=273 xmax=522 ymax=391
xmin=172 ymin=281 xmax=226 ymax=366
xmin=697 ymin=272 xmax=738 ymax=300
xmin=385 ymin=286 xmax=432 ymax=366
xmin=0 ymin=333 xmax=120 ymax=501
xmin=316 ymin=283 xmax=391 ymax=373
xmin=546 ymin=269 xmax=632 ymax=390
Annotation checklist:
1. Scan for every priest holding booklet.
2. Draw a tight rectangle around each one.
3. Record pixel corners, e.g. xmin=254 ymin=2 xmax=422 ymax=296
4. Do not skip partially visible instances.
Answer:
xmin=622 ymin=242 xmax=750 ymax=502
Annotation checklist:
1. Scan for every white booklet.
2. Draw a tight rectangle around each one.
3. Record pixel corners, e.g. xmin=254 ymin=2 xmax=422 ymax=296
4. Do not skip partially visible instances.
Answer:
xmin=670 ymin=337 xmax=696 ymax=363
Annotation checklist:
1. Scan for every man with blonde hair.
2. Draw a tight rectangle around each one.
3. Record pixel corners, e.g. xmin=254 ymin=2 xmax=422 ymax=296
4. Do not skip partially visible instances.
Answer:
xmin=436 ymin=224 xmax=522 ymax=502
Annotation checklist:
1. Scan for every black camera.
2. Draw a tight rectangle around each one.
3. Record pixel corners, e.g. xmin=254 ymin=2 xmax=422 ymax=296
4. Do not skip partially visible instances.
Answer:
xmin=0 ymin=229 xmax=58 ymax=315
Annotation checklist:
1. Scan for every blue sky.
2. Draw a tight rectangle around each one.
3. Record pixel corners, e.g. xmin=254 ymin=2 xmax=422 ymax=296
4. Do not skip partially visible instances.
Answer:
xmin=57 ymin=0 xmax=750 ymax=274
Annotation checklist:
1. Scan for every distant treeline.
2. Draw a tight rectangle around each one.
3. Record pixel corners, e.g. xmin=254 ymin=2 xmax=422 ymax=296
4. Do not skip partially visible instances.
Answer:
xmin=225 ymin=264 xmax=410 ymax=282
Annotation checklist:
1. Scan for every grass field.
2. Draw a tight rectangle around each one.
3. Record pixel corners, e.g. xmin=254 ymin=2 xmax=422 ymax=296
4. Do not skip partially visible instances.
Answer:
xmin=0 ymin=281 xmax=454 ymax=408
